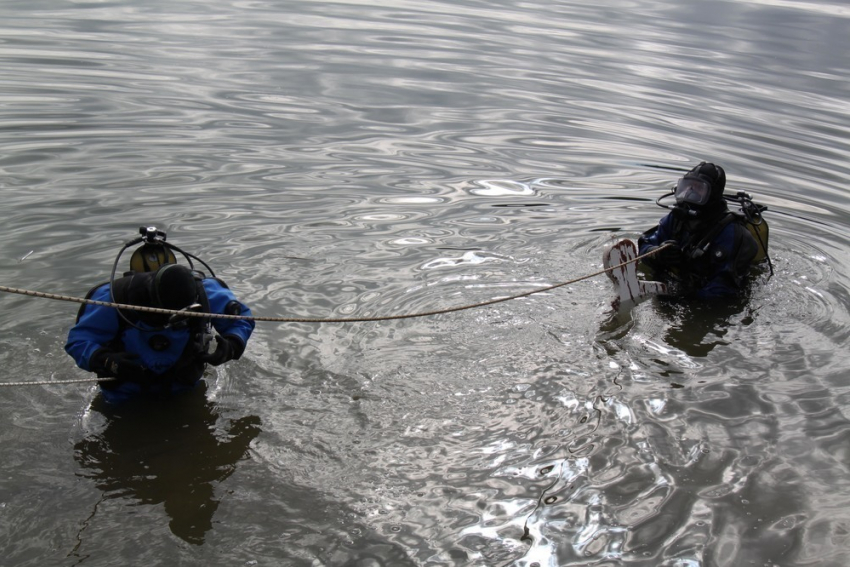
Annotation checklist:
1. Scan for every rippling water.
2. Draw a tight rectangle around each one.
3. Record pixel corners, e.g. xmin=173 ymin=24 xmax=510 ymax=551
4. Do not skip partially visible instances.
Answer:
xmin=2 ymin=0 xmax=850 ymax=565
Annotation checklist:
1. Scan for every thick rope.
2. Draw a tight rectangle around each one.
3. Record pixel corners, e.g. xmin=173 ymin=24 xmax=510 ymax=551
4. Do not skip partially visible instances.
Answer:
xmin=0 ymin=244 xmax=665 ymax=324
xmin=0 ymin=377 xmax=115 ymax=387
xmin=0 ymin=243 xmax=665 ymax=387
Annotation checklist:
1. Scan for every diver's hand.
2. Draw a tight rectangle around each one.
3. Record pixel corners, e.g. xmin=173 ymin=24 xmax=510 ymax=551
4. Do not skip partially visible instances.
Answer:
xmin=200 ymin=335 xmax=243 ymax=366
xmin=651 ymin=240 xmax=683 ymax=264
xmin=90 ymin=349 xmax=147 ymax=380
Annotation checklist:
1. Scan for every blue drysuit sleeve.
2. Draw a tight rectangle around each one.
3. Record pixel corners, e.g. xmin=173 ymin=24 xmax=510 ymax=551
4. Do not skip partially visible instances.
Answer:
xmin=203 ymin=278 xmax=255 ymax=350
xmin=65 ymin=285 xmax=120 ymax=371
xmin=638 ymin=213 xmax=675 ymax=255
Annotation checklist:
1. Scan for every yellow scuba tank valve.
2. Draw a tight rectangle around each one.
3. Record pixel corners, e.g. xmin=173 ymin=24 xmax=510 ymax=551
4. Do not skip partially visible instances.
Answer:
xmin=129 ymin=226 xmax=177 ymax=272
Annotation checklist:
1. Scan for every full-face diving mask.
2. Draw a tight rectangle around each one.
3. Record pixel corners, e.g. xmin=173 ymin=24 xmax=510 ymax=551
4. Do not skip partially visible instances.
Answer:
xmin=674 ymin=176 xmax=712 ymax=207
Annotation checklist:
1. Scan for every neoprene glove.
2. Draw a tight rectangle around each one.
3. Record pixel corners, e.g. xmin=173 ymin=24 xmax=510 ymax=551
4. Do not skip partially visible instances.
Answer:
xmin=91 ymin=349 xmax=147 ymax=380
xmin=651 ymin=240 xmax=683 ymax=265
xmin=200 ymin=335 xmax=243 ymax=366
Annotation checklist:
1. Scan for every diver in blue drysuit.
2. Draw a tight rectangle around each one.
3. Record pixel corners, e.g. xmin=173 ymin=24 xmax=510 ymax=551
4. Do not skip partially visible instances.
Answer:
xmin=66 ymin=263 xmax=254 ymax=401
xmin=638 ymin=162 xmax=758 ymax=299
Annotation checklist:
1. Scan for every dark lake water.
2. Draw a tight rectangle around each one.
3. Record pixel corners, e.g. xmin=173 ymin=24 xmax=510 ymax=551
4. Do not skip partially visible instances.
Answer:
xmin=1 ymin=0 xmax=849 ymax=565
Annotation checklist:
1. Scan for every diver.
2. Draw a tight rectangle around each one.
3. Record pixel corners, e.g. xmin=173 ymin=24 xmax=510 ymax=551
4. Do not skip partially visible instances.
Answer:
xmin=65 ymin=227 xmax=255 ymax=401
xmin=638 ymin=162 xmax=770 ymax=299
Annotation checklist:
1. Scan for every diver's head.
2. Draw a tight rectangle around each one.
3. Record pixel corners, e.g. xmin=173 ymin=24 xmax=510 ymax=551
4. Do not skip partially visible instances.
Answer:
xmin=150 ymin=264 xmax=198 ymax=310
xmin=674 ymin=162 xmax=727 ymax=218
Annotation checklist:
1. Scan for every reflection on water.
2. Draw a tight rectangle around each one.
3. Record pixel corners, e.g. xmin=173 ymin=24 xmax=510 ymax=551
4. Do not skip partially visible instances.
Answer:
xmin=655 ymin=298 xmax=753 ymax=359
xmin=73 ymin=385 xmax=261 ymax=547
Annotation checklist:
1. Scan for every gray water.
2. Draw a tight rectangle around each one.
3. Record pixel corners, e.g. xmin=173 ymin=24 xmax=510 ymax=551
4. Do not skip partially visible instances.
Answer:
xmin=1 ymin=0 xmax=849 ymax=565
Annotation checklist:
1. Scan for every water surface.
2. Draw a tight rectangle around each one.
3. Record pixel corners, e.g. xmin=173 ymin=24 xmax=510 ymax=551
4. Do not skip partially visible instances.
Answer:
xmin=1 ymin=0 xmax=849 ymax=565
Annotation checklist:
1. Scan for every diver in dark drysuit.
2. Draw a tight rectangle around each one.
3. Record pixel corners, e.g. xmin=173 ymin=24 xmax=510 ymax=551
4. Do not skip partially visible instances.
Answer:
xmin=639 ymin=162 xmax=760 ymax=299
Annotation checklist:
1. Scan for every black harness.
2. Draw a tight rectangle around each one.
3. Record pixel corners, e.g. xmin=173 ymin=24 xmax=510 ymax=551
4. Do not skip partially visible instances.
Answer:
xmin=681 ymin=213 xmax=737 ymax=261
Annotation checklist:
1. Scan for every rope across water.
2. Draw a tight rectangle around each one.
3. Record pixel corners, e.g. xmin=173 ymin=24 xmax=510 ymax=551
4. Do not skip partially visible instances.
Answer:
xmin=0 ymin=244 xmax=664 ymax=324
xmin=0 ymin=243 xmax=666 ymax=386
xmin=0 ymin=377 xmax=115 ymax=386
